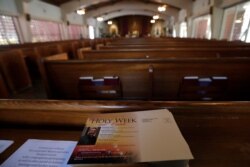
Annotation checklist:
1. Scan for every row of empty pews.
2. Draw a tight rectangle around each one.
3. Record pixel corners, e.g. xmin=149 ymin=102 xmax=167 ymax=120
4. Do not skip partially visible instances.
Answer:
xmin=0 ymin=38 xmax=109 ymax=98
xmin=1 ymin=37 xmax=250 ymax=167
xmin=39 ymin=37 xmax=250 ymax=101
xmin=1 ymin=37 xmax=250 ymax=101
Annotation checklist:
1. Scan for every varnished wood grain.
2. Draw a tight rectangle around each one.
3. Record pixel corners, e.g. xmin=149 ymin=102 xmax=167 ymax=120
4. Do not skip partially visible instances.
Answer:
xmin=80 ymin=48 xmax=250 ymax=60
xmin=0 ymin=50 xmax=32 ymax=94
xmin=42 ymin=58 xmax=250 ymax=100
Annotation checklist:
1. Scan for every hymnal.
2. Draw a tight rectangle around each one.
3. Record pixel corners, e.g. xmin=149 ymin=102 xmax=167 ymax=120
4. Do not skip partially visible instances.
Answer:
xmin=79 ymin=76 xmax=94 ymax=85
xmin=104 ymin=76 xmax=120 ymax=85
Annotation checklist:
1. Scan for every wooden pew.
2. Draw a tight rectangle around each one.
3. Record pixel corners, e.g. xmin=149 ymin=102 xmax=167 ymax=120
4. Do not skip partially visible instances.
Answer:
xmin=0 ymin=100 xmax=250 ymax=167
xmin=0 ymin=72 xmax=9 ymax=98
xmin=43 ymin=53 xmax=69 ymax=61
xmin=77 ymin=47 xmax=92 ymax=59
xmin=102 ymin=42 xmax=250 ymax=50
xmin=0 ymin=39 xmax=109 ymax=84
xmin=41 ymin=58 xmax=250 ymax=100
xmin=0 ymin=50 xmax=32 ymax=94
xmin=110 ymin=37 xmax=247 ymax=45
xmin=35 ymin=44 xmax=63 ymax=58
xmin=57 ymin=42 xmax=75 ymax=59
xmin=20 ymin=47 xmax=40 ymax=80
xmin=79 ymin=48 xmax=250 ymax=60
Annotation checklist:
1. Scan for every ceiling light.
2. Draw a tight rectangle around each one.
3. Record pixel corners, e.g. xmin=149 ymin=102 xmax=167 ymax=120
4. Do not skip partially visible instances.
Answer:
xmin=150 ymin=19 xmax=155 ymax=23
xmin=97 ymin=17 xmax=104 ymax=22
xmin=158 ymin=5 xmax=166 ymax=12
xmin=76 ymin=8 xmax=85 ymax=15
xmin=153 ymin=15 xmax=159 ymax=20
xmin=235 ymin=19 xmax=242 ymax=23
xmin=107 ymin=21 xmax=112 ymax=25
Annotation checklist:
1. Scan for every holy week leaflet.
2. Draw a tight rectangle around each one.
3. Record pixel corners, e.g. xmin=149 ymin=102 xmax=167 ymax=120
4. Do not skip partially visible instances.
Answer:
xmin=68 ymin=109 xmax=193 ymax=164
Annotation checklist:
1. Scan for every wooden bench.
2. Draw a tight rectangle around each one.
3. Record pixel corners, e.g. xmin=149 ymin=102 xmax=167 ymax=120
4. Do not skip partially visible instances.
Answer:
xmin=0 ymin=72 xmax=9 ymax=98
xmin=41 ymin=58 xmax=250 ymax=100
xmin=0 ymin=50 xmax=32 ymax=94
xmin=102 ymin=41 xmax=250 ymax=49
xmin=43 ymin=53 xmax=69 ymax=61
xmin=78 ymin=48 xmax=250 ymax=60
xmin=0 ymin=100 xmax=250 ymax=167
xmin=77 ymin=47 xmax=92 ymax=59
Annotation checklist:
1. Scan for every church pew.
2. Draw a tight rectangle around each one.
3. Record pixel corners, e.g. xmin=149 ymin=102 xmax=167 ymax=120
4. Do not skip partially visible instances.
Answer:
xmin=0 ymin=39 xmax=109 ymax=84
xmin=57 ymin=42 xmax=75 ymax=59
xmin=35 ymin=44 xmax=63 ymax=58
xmin=0 ymin=100 xmax=250 ymax=167
xmin=0 ymin=50 xmax=32 ymax=94
xmin=100 ymin=43 xmax=250 ymax=50
xmin=43 ymin=53 xmax=69 ymax=61
xmin=77 ymin=47 xmax=92 ymax=59
xmin=0 ymin=72 xmax=9 ymax=98
xmin=111 ymin=37 xmax=247 ymax=45
xmin=20 ymin=47 xmax=41 ymax=80
xmin=78 ymin=48 xmax=250 ymax=60
xmin=41 ymin=58 xmax=250 ymax=100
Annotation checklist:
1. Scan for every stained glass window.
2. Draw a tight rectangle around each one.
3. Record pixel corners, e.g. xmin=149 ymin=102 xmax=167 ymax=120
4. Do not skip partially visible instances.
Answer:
xmin=30 ymin=19 xmax=62 ymax=42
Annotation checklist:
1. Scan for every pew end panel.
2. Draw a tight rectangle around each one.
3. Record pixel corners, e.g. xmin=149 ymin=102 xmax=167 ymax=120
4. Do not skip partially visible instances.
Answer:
xmin=77 ymin=47 xmax=92 ymax=59
xmin=0 ymin=72 xmax=9 ymax=98
xmin=0 ymin=50 xmax=32 ymax=94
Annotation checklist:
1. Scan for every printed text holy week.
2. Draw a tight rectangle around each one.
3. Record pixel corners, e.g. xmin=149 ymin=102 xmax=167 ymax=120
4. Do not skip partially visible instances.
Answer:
xmin=90 ymin=118 xmax=137 ymax=124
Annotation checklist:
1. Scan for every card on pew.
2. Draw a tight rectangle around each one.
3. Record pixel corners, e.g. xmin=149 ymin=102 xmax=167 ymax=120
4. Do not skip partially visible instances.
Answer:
xmin=68 ymin=109 xmax=193 ymax=166
xmin=1 ymin=139 xmax=77 ymax=167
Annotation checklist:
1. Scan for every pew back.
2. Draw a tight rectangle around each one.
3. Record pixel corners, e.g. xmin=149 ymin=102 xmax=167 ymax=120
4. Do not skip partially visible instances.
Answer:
xmin=42 ymin=58 xmax=250 ymax=100
xmin=79 ymin=48 xmax=250 ymax=60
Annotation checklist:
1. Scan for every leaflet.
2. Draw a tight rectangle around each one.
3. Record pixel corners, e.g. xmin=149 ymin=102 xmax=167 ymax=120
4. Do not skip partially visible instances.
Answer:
xmin=1 ymin=139 xmax=77 ymax=167
xmin=68 ymin=109 xmax=193 ymax=165
xmin=0 ymin=140 xmax=13 ymax=154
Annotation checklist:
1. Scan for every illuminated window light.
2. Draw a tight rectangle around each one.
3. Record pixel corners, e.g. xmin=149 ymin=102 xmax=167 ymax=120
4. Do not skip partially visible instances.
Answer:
xmin=153 ymin=15 xmax=159 ymax=20
xmin=89 ymin=26 xmax=95 ymax=39
xmin=97 ymin=17 xmax=104 ymax=22
xmin=150 ymin=19 xmax=155 ymax=23
xmin=243 ymin=2 xmax=250 ymax=9
xmin=107 ymin=21 xmax=112 ymax=25
xmin=76 ymin=8 xmax=85 ymax=15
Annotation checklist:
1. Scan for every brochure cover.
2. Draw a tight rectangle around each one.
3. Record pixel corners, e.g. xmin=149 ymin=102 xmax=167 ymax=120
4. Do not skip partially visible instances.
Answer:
xmin=68 ymin=109 xmax=193 ymax=165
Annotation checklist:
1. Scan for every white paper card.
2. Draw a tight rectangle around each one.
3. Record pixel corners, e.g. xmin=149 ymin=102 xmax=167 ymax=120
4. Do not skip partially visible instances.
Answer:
xmin=138 ymin=110 xmax=193 ymax=162
xmin=1 ymin=139 xmax=77 ymax=167
xmin=0 ymin=140 xmax=14 ymax=154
